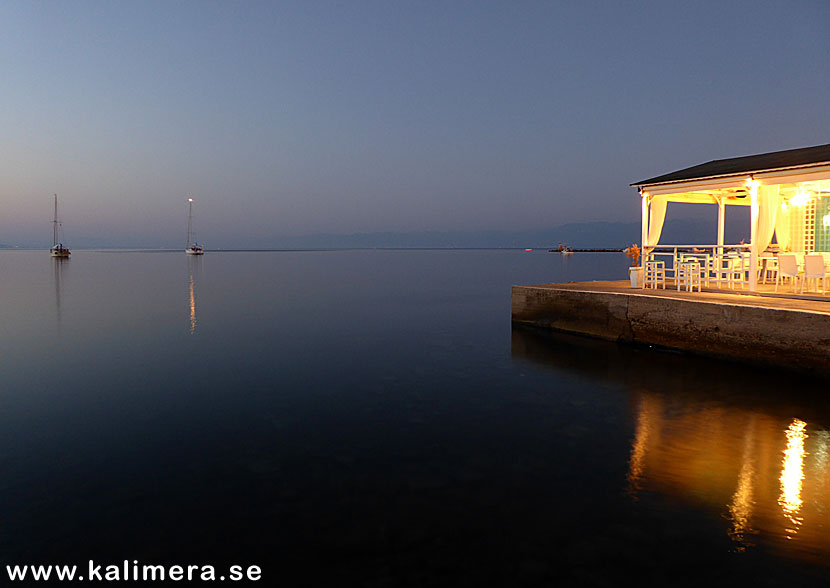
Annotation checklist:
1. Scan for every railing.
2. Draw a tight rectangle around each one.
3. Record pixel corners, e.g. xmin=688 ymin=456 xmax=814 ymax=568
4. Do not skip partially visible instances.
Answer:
xmin=643 ymin=244 xmax=752 ymax=289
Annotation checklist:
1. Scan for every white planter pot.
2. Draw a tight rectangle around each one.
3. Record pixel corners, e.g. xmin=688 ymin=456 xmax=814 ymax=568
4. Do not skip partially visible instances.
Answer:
xmin=629 ymin=266 xmax=644 ymax=288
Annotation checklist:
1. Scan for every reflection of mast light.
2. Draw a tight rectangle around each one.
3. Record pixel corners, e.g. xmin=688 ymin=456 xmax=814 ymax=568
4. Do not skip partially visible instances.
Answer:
xmin=189 ymin=272 xmax=197 ymax=334
xmin=779 ymin=419 xmax=808 ymax=537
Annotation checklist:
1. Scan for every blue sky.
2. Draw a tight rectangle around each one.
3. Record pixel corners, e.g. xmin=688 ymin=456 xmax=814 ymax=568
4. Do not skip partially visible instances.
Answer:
xmin=1 ymin=0 xmax=828 ymax=247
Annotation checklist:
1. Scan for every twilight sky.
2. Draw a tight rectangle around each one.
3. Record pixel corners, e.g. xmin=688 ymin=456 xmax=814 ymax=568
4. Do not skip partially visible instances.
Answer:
xmin=1 ymin=0 xmax=828 ymax=247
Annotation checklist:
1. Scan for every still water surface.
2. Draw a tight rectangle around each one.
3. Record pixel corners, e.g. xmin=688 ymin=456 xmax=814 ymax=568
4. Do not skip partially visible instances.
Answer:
xmin=1 ymin=249 xmax=829 ymax=585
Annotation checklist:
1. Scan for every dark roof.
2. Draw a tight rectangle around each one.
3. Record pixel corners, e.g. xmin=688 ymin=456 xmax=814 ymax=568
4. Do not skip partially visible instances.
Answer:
xmin=631 ymin=143 xmax=830 ymax=187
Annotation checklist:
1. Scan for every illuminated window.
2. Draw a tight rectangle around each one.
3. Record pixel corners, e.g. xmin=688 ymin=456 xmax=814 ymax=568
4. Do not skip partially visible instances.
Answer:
xmin=815 ymin=197 xmax=830 ymax=252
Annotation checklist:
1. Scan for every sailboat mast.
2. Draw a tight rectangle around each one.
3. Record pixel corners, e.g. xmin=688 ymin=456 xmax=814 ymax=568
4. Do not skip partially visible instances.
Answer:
xmin=187 ymin=198 xmax=194 ymax=247
xmin=53 ymin=194 xmax=59 ymax=247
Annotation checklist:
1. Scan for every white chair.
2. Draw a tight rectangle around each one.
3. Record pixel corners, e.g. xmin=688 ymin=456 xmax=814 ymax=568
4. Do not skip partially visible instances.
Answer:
xmin=644 ymin=260 xmax=666 ymax=289
xmin=759 ymin=255 xmax=778 ymax=285
xmin=802 ymin=254 xmax=827 ymax=294
xmin=776 ymin=254 xmax=800 ymax=293
xmin=676 ymin=261 xmax=702 ymax=292
xmin=700 ymin=254 xmax=713 ymax=286
xmin=682 ymin=254 xmax=712 ymax=287
xmin=720 ymin=254 xmax=745 ymax=289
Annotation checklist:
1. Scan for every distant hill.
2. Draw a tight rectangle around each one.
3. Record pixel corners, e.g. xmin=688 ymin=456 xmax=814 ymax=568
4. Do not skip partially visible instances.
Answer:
xmin=259 ymin=218 xmax=745 ymax=250
xmin=262 ymin=223 xmax=638 ymax=249
xmin=2 ymin=217 xmax=748 ymax=250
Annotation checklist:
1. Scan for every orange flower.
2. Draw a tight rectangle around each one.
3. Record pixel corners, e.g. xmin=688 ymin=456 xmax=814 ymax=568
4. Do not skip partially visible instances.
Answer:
xmin=624 ymin=244 xmax=640 ymax=266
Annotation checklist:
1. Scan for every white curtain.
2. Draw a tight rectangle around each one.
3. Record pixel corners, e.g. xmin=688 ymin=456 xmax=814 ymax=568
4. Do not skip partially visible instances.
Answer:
xmin=775 ymin=197 xmax=791 ymax=251
xmin=646 ymin=195 xmax=668 ymax=249
xmin=756 ymin=185 xmax=779 ymax=252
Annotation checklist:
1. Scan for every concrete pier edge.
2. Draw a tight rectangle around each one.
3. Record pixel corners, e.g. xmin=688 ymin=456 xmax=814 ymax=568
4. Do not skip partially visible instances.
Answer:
xmin=511 ymin=283 xmax=830 ymax=373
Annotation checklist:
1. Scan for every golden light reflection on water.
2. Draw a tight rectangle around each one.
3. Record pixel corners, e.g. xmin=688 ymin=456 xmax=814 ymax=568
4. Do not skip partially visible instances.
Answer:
xmin=624 ymin=396 xmax=830 ymax=560
xmin=627 ymin=394 xmax=662 ymax=497
xmin=727 ymin=417 xmax=756 ymax=549
xmin=778 ymin=419 xmax=808 ymax=537
xmin=189 ymin=272 xmax=197 ymax=334
xmin=508 ymin=328 xmax=830 ymax=562
xmin=187 ymin=257 xmax=200 ymax=334
xmin=810 ymin=430 xmax=829 ymax=516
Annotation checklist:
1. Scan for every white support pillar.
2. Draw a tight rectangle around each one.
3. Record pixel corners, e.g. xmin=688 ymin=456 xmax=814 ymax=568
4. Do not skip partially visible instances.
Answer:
xmin=749 ymin=180 xmax=760 ymax=292
xmin=716 ymin=196 xmax=725 ymax=285
xmin=641 ymin=192 xmax=649 ymax=261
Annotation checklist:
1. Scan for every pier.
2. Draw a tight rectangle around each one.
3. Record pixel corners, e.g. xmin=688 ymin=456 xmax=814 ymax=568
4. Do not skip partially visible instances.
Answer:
xmin=511 ymin=281 xmax=830 ymax=372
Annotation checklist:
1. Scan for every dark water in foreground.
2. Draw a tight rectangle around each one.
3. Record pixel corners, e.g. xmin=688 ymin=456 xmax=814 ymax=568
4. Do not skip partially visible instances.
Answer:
xmin=1 ymin=249 xmax=829 ymax=586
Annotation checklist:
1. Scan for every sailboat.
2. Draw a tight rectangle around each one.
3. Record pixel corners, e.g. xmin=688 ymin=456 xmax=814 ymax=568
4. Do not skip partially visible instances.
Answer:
xmin=554 ymin=243 xmax=573 ymax=256
xmin=185 ymin=198 xmax=204 ymax=255
xmin=50 ymin=194 xmax=70 ymax=258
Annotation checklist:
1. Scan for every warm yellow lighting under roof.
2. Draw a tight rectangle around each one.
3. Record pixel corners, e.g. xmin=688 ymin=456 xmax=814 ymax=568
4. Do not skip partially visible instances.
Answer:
xmin=791 ymin=190 xmax=810 ymax=207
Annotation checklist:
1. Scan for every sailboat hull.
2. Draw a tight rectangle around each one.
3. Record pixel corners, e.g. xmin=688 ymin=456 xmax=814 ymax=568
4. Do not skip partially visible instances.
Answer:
xmin=50 ymin=247 xmax=70 ymax=258
xmin=185 ymin=247 xmax=204 ymax=256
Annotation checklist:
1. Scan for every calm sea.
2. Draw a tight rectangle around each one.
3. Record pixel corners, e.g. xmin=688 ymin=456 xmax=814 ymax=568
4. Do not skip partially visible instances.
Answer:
xmin=1 ymin=249 xmax=829 ymax=585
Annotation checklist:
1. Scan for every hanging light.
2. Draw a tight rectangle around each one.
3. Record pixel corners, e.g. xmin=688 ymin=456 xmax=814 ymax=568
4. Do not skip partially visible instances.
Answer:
xmin=791 ymin=189 xmax=810 ymax=207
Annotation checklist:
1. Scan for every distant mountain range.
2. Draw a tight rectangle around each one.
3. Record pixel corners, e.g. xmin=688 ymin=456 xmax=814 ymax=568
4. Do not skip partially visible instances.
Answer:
xmin=260 ymin=222 xmax=642 ymax=250
xmin=257 ymin=218 xmax=746 ymax=250
xmin=1 ymin=218 xmax=748 ymax=250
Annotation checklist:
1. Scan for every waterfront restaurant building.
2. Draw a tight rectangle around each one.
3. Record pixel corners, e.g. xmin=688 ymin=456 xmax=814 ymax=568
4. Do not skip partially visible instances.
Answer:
xmin=631 ymin=144 xmax=830 ymax=292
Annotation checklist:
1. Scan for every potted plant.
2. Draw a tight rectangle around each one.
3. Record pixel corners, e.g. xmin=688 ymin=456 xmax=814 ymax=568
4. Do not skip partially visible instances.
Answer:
xmin=625 ymin=244 xmax=643 ymax=288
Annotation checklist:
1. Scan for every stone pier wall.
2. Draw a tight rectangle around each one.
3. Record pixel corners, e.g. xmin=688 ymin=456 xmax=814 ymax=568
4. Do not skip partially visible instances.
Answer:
xmin=512 ymin=285 xmax=830 ymax=372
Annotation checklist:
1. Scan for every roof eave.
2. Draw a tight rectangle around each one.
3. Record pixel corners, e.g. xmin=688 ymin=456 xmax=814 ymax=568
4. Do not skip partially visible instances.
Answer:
xmin=630 ymin=161 xmax=830 ymax=189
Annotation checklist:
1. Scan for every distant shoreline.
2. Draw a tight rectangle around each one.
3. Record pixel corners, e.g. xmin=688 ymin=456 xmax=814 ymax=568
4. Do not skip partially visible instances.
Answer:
xmin=547 ymin=248 xmax=623 ymax=253
xmin=0 ymin=246 xmax=628 ymax=253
